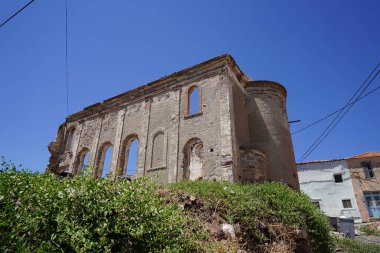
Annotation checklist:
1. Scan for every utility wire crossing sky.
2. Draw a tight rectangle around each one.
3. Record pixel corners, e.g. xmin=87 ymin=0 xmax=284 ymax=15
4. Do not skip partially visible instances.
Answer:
xmin=298 ymin=64 xmax=380 ymax=162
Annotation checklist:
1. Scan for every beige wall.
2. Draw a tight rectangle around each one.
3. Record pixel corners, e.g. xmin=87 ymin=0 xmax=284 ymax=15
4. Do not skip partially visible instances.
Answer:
xmin=47 ymin=56 xmax=298 ymax=189
xmin=347 ymin=157 xmax=380 ymax=222
xmin=243 ymin=81 xmax=299 ymax=189
xmin=50 ymin=65 xmax=234 ymax=183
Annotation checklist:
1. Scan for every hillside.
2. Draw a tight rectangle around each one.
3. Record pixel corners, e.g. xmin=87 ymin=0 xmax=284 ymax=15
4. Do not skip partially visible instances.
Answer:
xmin=1 ymin=159 xmax=379 ymax=252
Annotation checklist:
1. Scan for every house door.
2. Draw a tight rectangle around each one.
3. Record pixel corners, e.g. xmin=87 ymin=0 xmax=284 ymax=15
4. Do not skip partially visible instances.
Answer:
xmin=364 ymin=192 xmax=380 ymax=218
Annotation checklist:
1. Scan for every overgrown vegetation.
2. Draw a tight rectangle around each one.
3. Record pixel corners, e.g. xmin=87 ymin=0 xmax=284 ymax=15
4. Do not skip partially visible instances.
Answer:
xmin=168 ymin=180 xmax=334 ymax=252
xmin=0 ymin=159 xmax=201 ymax=252
xmin=3 ymin=158 xmax=373 ymax=252
xmin=360 ymin=224 xmax=380 ymax=237
xmin=335 ymin=237 xmax=380 ymax=253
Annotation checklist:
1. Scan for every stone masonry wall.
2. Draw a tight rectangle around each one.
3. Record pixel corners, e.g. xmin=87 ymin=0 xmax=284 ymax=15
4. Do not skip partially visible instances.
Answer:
xmin=47 ymin=55 xmax=298 ymax=189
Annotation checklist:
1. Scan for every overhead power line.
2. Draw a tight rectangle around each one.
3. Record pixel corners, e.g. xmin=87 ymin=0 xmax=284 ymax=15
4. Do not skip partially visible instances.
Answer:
xmin=65 ymin=0 xmax=69 ymax=116
xmin=0 ymin=0 xmax=36 ymax=29
xmin=298 ymin=66 xmax=380 ymax=162
xmin=298 ymin=64 xmax=380 ymax=162
xmin=292 ymin=83 xmax=380 ymax=135
xmin=298 ymin=69 xmax=379 ymax=162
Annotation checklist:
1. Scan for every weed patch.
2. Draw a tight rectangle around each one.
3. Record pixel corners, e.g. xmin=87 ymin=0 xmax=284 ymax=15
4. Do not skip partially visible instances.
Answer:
xmin=168 ymin=180 xmax=334 ymax=253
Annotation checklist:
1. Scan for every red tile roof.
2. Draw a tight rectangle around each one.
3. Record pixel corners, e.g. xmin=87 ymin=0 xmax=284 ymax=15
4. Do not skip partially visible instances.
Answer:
xmin=346 ymin=152 xmax=380 ymax=160
xmin=297 ymin=158 xmax=345 ymax=165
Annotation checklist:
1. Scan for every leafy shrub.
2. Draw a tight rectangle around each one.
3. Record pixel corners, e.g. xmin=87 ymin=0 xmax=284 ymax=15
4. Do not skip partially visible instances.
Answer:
xmin=169 ymin=180 xmax=334 ymax=253
xmin=0 ymin=159 xmax=201 ymax=253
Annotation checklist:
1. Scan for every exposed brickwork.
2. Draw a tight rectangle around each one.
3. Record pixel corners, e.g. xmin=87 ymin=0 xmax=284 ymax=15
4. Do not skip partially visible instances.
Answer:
xmin=347 ymin=155 xmax=380 ymax=222
xmin=47 ymin=54 xmax=299 ymax=189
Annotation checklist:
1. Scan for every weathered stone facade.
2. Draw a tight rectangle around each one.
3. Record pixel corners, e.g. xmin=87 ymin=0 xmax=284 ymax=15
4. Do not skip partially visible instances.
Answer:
xmin=47 ymin=54 xmax=299 ymax=189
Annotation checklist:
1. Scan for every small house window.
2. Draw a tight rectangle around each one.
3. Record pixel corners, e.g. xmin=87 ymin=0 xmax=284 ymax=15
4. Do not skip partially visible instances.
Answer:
xmin=334 ymin=174 xmax=343 ymax=183
xmin=362 ymin=162 xmax=375 ymax=178
xmin=342 ymin=199 xmax=352 ymax=208
xmin=311 ymin=200 xmax=321 ymax=210
xmin=375 ymin=196 xmax=380 ymax=206
xmin=366 ymin=196 xmax=373 ymax=207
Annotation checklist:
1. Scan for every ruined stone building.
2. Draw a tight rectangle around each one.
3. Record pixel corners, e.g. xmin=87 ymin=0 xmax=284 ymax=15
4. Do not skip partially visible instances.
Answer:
xmin=47 ymin=54 xmax=299 ymax=189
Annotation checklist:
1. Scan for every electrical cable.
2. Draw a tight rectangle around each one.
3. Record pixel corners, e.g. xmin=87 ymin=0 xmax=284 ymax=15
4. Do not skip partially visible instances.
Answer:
xmin=292 ymin=84 xmax=380 ymax=135
xmin=298 ymin=64 xmax=380 ymax=162
xmin=0 ymin=0 xmax=36 ymax=29
xmin=299 ymin=69 xmax=379 ymax=162
xmin=65 ymin=0 xmax=69 ymax=116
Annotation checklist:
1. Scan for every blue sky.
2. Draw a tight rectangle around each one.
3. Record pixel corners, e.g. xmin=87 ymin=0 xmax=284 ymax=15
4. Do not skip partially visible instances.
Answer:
xmin=0 ymin=0 xmax=379 ymax=172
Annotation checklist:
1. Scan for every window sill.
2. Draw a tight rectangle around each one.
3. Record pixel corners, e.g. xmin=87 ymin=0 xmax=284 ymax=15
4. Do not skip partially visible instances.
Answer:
xmin=147 ymin=166 xmax=167 ymax=172
xmin=184 ymin=112 xmax=203 ymax=119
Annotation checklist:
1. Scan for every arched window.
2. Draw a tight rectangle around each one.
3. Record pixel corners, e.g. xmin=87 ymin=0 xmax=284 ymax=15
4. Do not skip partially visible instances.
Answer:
xmin=102 ymin=146 xmax=113 ymax=178
xmin=65 ymin=127 xmax=76 ymax=152
xmin=152 ymin=131 xmax=165 ymax=168
xmin=82 ymin=152 xmax=90 ymax=176
xmin=96 ymin=143 xmax=113 ymax=179
xmin=119 ymin=134 xmax=139 ymax=180
xmin=182 ymin=138 xmax=203 ymax=180
xmin=188 ymin=86 xmax=200 ymax=115
xmin=126 ymin=139 xmax=139 ymax=178
xmin=75 ymin=148 xmax=90 ymax=176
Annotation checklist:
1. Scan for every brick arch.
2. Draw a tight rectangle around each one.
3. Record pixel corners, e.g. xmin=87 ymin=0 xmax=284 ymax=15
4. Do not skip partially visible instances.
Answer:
xmin=181 ymin=137 xmax=204 ymax=180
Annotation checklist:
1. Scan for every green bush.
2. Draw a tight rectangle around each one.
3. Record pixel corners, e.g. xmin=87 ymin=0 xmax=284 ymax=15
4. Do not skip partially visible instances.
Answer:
xmin=169 ymin=180 xmax=334 ymax=253
xmin=0 ymin=159 xmax=201 ymax=253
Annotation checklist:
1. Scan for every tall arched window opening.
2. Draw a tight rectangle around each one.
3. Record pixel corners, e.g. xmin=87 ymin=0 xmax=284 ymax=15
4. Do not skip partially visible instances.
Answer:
xmin=188 ymin=86 xmax=200 ymax=115
xmin=182 ymin=138 xmax=203 ymax=180
xmin=82 ymin=152 xmax=90 ymax=176
xmin=119 ymin=135 xmax=139 ymax=179
xmin=125 ymin=139 xmax=139 ymax=178
xmin=75 ymin=148 xmax=90 ymax=176
xmin=96 ymin=143 xmax=113 ymax=179
xmin=65 ymin=127 xmax=76 ymax=151
xmin=152 ymin=131 xmax=165 ymax=168
xmin=102 ymin=146 xmax=113 ymax=178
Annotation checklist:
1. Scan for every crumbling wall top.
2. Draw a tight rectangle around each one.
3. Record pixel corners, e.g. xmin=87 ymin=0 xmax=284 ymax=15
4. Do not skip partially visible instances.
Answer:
xmin=66 ymin=54 xmax=251 ymax=123
xmin=245 ymin=80 xmax=287 ymax=98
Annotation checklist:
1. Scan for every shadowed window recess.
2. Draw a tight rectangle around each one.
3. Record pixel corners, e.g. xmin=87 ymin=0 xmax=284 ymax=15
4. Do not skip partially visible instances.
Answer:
xmin=362 ymin=162 xmax=375 ymax=178
xmin=334 ymin=173 xmax=343 ymax=183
